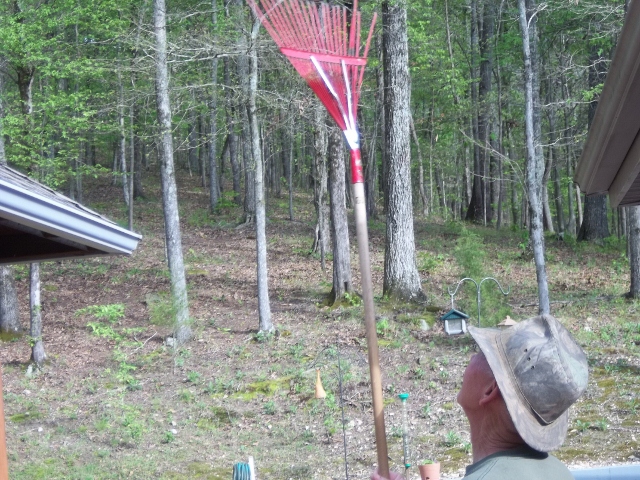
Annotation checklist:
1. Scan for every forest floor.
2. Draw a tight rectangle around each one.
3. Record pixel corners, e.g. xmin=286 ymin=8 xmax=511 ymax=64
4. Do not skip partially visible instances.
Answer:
xmin=1 ymin=171 xmax=639 ymax=479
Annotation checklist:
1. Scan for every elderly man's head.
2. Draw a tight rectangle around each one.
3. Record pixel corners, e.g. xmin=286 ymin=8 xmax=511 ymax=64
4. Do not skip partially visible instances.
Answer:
xmin=458 ymin=315 xmax=588 ymax=452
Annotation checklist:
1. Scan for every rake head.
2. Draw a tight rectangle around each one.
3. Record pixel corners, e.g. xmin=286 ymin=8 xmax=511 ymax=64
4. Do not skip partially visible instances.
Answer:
xmin=247 ymin=0 xmax=376 ymax=153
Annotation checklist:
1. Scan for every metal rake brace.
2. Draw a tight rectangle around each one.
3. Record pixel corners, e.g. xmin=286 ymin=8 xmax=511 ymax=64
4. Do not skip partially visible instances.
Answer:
xmin=244 ymin=0 xmax=389 ymax=477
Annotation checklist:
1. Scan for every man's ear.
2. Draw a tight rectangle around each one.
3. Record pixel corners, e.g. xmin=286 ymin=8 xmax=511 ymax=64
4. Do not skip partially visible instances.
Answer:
xmin=478 ymin=380 xmax=501 ymax=406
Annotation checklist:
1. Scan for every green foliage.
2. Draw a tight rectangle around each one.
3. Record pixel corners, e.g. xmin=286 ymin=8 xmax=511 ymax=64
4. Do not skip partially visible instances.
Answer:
xmin=343 ymin=292 xmax=361 ymax=307
xmin=443 ymin=430 xmax=461 ymax=447
xmin=575 ymin=419 xmax=591 ymax=433
xmin=76 ymin=304 xmax=125 ymax=323
xmin=147 ymin=293 xmax=176 ymax=328
xmin=263 ymin=401 xmax=276 ymax=415
xmin=454 ymin=228 xmax=486 ymax=278
xmin=376 ymin=318 xmax=390 ymax=337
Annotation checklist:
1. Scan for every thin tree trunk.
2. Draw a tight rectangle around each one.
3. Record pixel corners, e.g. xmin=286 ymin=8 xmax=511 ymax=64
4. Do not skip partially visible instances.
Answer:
xmin=208 ymin=0 xmax=221 ymax=210
xmin=238 ymin=35 xmax=255 ymax=227
xmin=328 ymin=125 xmax=352 ymax=304
xmin=117 ymin=59 xmax=130 ymax=208
xmin=542 ymin=142 xmax=555 ymax=233
xmin=288 ymin=123 xmax=294 ymax=221
xmin=312 ymin=106 xmax=330 ymax=271
xmin=154 ymin=0 xmax=191 ymax=344
xmin=246 ymin=18 xmax=273 ymax=333
xmin=30 ymin=263 xmax=45 ymax=366
xmin=465 ymin=0 xmax=483 ymax=223
xmin=411 ymin=115 xmax=428 ymax=216
xmin=518 ymin=0 xmax=549 ymax=314
xmin=376 ymin=34 xmax=388 ymax=215
xmin=628 ymin=206 xmax=640 ymax=297
xmin=224 ymin=57 xmax=241 ymax=205
xmin=199 ymin=115 xmax=206 ymax=189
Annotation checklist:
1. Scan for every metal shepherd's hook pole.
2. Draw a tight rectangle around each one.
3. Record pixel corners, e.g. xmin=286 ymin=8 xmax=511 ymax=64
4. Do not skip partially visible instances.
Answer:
xmin=448 ymin=277 xmax=510 ymax=327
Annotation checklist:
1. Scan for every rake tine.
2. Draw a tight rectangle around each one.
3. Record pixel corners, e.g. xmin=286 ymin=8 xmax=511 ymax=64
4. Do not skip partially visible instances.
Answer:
xmin=341 ymin=60 xmax=355 ymax=133
xmin=311 ymin=56 xmax=350 ymax=129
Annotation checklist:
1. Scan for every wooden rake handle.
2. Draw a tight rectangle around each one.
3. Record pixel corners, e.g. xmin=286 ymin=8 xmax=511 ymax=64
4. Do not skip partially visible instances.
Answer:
xmin=350 ymin=150 xmax=389 ymax=479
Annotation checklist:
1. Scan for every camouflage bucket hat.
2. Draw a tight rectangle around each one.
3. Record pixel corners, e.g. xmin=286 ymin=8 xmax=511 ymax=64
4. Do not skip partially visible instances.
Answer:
xmin=468 ymin=314 xmax=588 ymax=452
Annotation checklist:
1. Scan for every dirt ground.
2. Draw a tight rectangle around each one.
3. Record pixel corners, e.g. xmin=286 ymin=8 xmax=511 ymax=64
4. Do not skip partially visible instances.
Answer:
xmin=1 ymin=172 xmax=639 ymax=479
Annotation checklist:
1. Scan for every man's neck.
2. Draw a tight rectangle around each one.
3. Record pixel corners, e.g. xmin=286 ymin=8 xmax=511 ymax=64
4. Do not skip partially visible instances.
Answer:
xmin=469 ymin=414 xmax=526 ymax=463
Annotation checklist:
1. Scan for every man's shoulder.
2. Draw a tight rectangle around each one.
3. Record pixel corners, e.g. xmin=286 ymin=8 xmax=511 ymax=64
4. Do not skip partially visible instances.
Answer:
xmin=462 ymin=447 xmax=573 ymax=480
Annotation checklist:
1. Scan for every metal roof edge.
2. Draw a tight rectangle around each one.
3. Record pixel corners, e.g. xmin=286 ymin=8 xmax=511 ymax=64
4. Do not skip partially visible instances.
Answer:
xmin=0 ymin=179 xmax=141 ymax=255
xmin=574 ymin=0 xmax=640 ymax=193
xmin=609 ymin=129 xmax=640 ymax=208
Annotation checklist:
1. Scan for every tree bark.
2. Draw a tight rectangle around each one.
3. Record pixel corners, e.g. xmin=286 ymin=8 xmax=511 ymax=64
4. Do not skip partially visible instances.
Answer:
xmin=328 ymin=125 xmax=352 ymax=304
xmin=578 ymin=43 xmax=610 ymax=243
xmin=30 ymin=263 xmax=45 ymax=366
xmin=578 ymin=195 xmax=610 ymax=243
xmin=224 ymin=57 xmax=241 ymax=205
xmin=246 ymin=18 xmax=273 ymax=333
xmin=312 ymin=106 xmax=330 ymax=272
xmin=518 ymin=0 xmax=549 ymax=314
xmin=0 ymin=60 xmax=22 ymax=335
xmin=238 ymin=33 xmax=255 ymax=225
xmin=410 ymin=115 xmax=428 ymax=216
xmin=154 ymin=0 xmax=191 ymax=345
xmin=382 ymin=0 xmax=426 ymax=302
xmin=628 ymin=206 xmax=640 ymax=298
xmin=208 ymin=0 xmax=221 ymax=211
xmin=376 ymin=33 xmax=388 ymax=215
xmin=465 ymin=0 xmax=483 ymax=223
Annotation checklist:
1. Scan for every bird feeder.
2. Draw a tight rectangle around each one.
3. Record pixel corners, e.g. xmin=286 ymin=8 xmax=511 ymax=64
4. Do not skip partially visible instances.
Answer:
xmin=440 ymin=309 xmax=469 ymax=336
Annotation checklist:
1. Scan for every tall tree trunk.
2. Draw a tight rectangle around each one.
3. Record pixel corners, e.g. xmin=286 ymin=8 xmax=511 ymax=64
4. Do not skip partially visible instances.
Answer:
xmin=117 ymin=59 xmax=130 ymax=208
xmin=518 ymin=0 xmax=549 ymax=314
xmin=542 ymin=141 xmax=555 ymax=233
xmin=411 ymin=115 xmax=427 ymax=216
xmin=312 ymin=106 xmax=330 ymax=272
xmin=246 ymin=18 xmax=273 ymax=333
xmin=1 ymin=61 xmax=24 ymax=335
xmin=465 ymin=0 xmax=482 ymax=222
xmin=478 ymin=0 xmax=496 ymax=224
xmin=376 ymin=34 xmax=388 ymax=215
xmin=198 ymin=115 xmax=206 ymax=188
xmin=154 ymin=0 xmax=191 ymax=344
xmin=549 ymin=102 xmax=564 ymax=236
xmin=224 ymin=57 xmax=241 ymax=204
xmin=578 ymin=44 xmax=610 ymax=243
xmin=578 ymin=195 xmax=610 ymax=242
xmin=30 ymin=263 xmax=45 ymax=365
xmin=208 ymin=0 xmax=221 ymax=210
xmin=238 ymin=33 xmax=255 ymax=225
xmin=382 ymin=0 xmax=425 ymax=302
xmin=627 ymin=206 xmax=640 ymax=298
xmin=362 ymin=108 xmax=377 ymax=220
xmin=287 ymin=123 xmax=294 ymax=221
xmin=328 ymin=125 xmax=352 ymax=304
xmin=0 ymin=266 xmax=20 ymax=334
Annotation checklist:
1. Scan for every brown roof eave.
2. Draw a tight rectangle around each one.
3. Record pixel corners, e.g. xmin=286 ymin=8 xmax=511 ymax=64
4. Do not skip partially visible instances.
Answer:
xmin=574 ymin=0 xmax=640 ymax=199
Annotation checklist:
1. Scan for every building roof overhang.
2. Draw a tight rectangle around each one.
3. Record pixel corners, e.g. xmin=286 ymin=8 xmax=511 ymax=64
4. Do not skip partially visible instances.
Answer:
xmin=0 ymin=164 xmax=141 ymax=264
xmin=574 ymin=0 xmax=640 ymax=208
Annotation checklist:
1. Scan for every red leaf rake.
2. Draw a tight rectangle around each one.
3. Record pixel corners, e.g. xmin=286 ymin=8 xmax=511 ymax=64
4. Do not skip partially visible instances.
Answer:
xmin=244 ymin=0 xmax=390 ymax=476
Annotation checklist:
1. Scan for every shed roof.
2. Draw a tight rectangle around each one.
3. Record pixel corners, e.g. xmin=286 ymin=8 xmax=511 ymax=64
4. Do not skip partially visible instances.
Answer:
xmin=0 ymin=164 xmax=141 ymax=264
xmin=574 ymin=1 xmax=640 ymax=207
